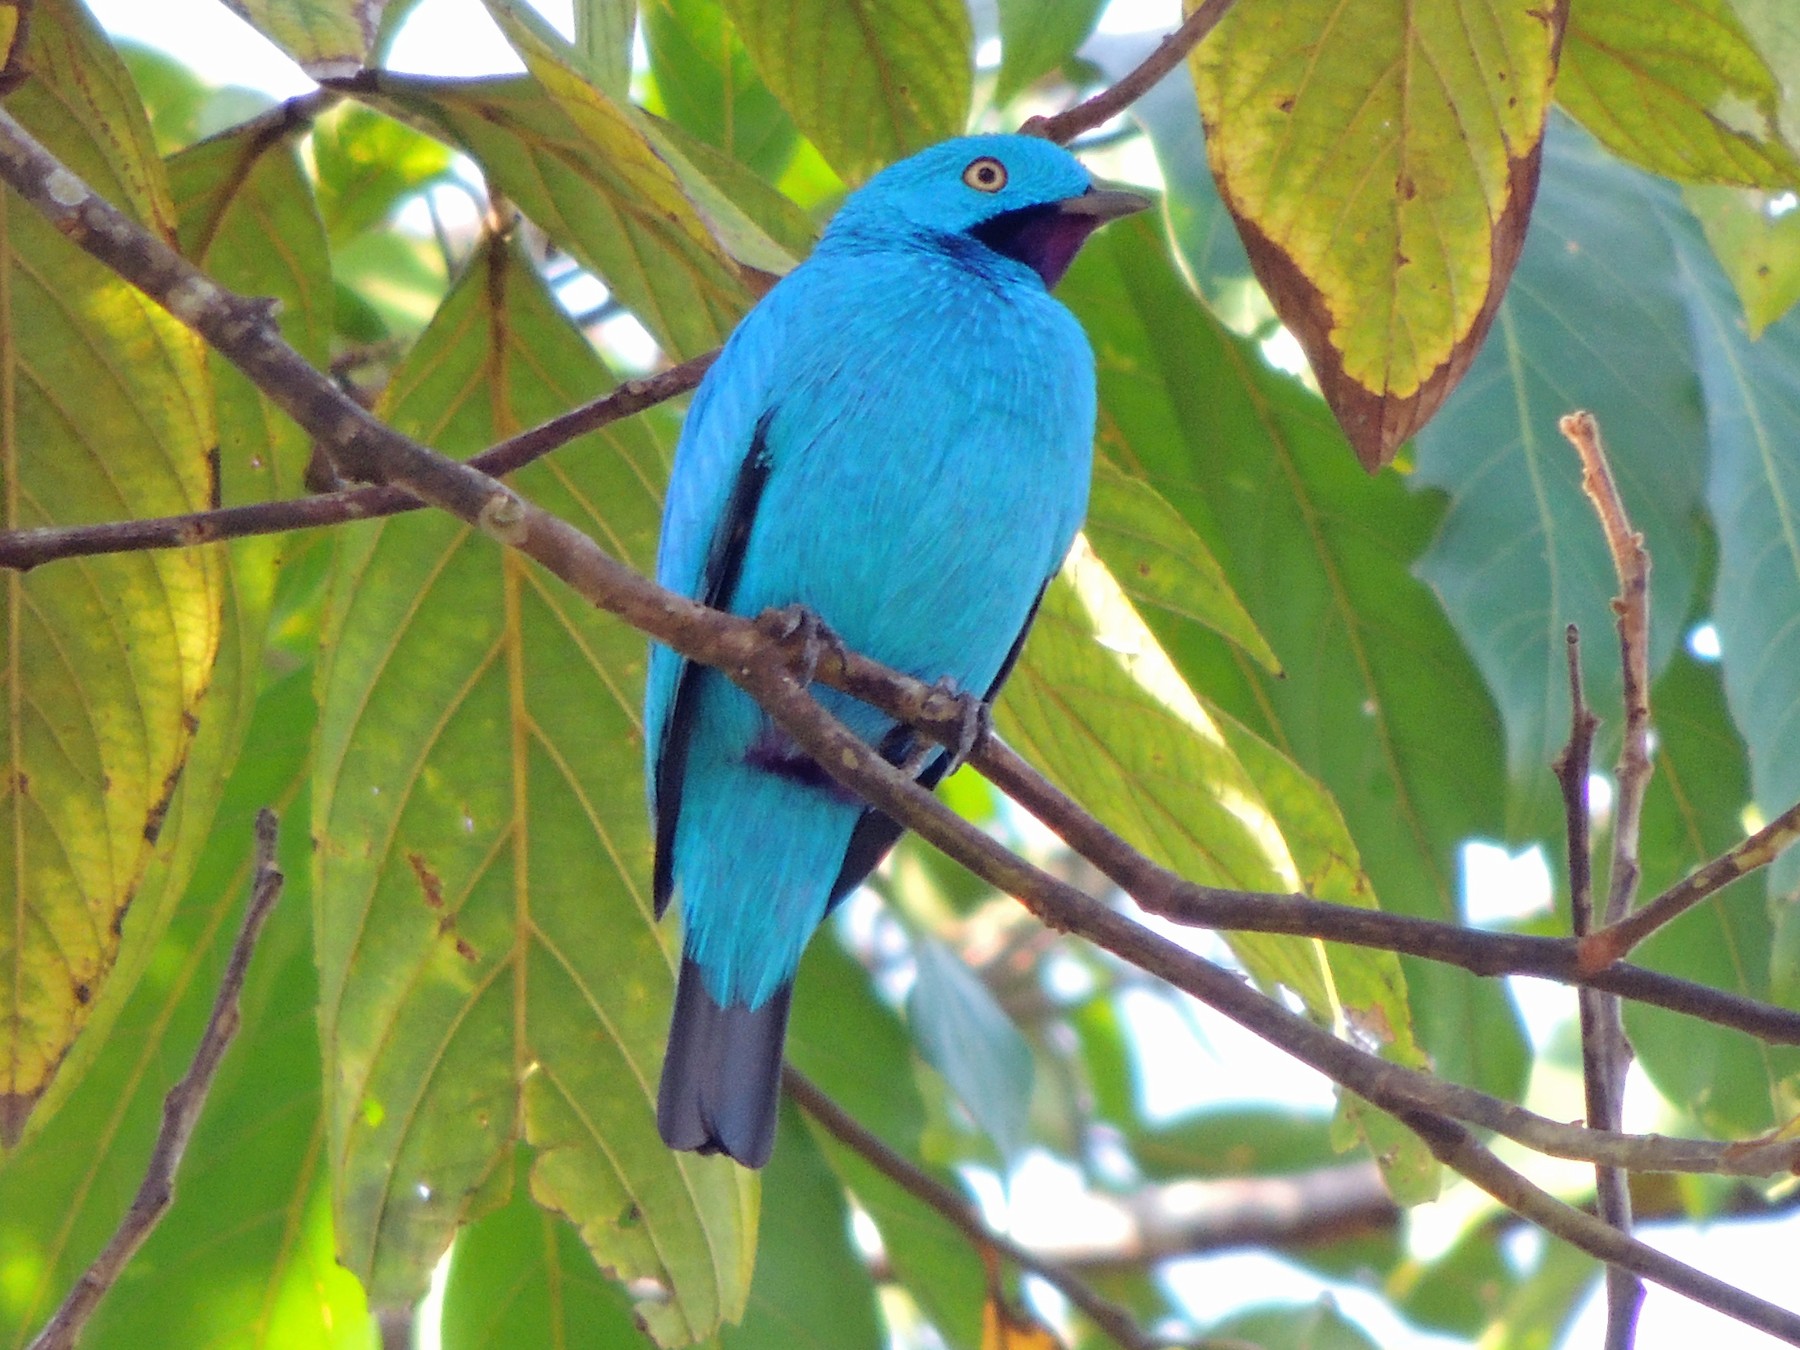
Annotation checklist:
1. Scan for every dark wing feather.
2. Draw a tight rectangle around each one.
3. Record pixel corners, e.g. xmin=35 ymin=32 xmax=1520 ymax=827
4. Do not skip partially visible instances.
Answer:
xmin=826 ymin=578 xmax=1050 ymax=908
xmin=653 ymin=412 xmax=776 ymax=918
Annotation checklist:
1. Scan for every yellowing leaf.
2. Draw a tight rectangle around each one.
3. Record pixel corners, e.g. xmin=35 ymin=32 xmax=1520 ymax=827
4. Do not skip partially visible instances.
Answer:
xmin=1188 ymin=0 xmax=1565 ymax=468
xmin=982 ymin=1296 xmax=1062 ymax=1350
xmin=314 ymin=237 xmax=753 ymax=1336
xmin=0 ymin=0 xmax=220 ymax=1145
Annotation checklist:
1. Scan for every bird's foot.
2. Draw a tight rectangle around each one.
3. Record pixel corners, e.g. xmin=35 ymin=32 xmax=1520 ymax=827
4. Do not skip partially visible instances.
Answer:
xmin=754 ymin=604 xmax=845 ymax=687
xmin=916 ymin=677 xmax=991 ymax=777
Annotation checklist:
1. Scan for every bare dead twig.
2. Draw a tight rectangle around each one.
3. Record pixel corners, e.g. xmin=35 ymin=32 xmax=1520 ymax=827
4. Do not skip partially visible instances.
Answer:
xmin=1556 ymin=618 xmax=1644 ymax=1348
xmin=785 ymin=1068 xmax=1169 ymax=1350
xmin=27 ymin=811 xmax=285 ymax=1350
xmin=1022 ymin=0 xmax=1238 ymax=144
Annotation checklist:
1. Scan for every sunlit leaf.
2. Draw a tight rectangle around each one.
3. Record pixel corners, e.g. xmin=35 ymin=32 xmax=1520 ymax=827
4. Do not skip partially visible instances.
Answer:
xmin=574 ymin=0 xmax=635 ymax=97
xmin=313 ymin=236 xmax=753 ymax=1335
xmin=720 ymin=0 xmax=973 ymax=183
xmin=1558 ymin=0 xmax=1799 ymax=187
xmin=0 ymin=0 xmax=221 ymax=1144
xmin=220 ymin=0 xmax=380 ymax=78
xmin=1061 ymin=219 xmax=1524 ymax=1101
xmin=375 ymin=69 xmax=750 ymax=356
xmin=1187 ymin=0 xmax=1564 ymax=468
xmin=1686 ymin=184 xmax=1800 ymax=334
xmin=311 ymin=101 xmax=455 ymax=245
xmin=642 ymin=0 xmax=798 ymax=180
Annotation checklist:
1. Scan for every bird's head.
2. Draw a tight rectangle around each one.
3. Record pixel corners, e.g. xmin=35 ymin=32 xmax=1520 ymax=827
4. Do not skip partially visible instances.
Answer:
xmin=825 ymin=134 xmax=1151 ymax=289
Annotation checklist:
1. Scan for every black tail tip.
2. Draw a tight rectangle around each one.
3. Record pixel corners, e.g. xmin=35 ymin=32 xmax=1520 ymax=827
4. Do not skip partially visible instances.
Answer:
xmin=657 ymin=957 xmax=793 ymax=1169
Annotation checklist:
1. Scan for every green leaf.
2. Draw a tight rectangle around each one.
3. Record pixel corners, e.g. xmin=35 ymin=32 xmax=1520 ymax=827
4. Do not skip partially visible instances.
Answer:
xmin=0 ymin=669 xmax=373 ymax=1350
xmin=311 ymin=101 xmax=456 ymax=245
xmin=1187 ymin=0 xmax=1562 ymax=467
xmin=441 ymin=1151 xmax=644 ymax=1350
xmin=637 ymin=115 xmax=817 ymax=276
xmin=720 ymin=0 xmax=973 ymax=183
xmin=220 ymin=0 xmax=378 ymax=77
xmin=1628 ymin=647 xmax=1800 ymax=1135
xmin=1084 ymin=459 xmax=1277 ymax=674
xmin=643 ymin=0 xmax=799 ymax=180
xmin=1133 ymin=1108 xmax=1337 ymax=1181
xmin=994 ymin=0 xmax=1104 ymax=105
xmin=0 ymin=0 xmax=222 ymax=1144
xmin=1209 ymin=1300 xmax=1378 ymax=1350
xmin=787 ymin=936 xmax=985 ymax=1350
xmin=377 ymin=70 xmax=751 ymax=356
xmin=724 ymin=1096 xmax=883 ymax=1350
xmin=1413 ymin=119 xmax=1706 ymax=829
xmin=1060 ymin=219 xmax=1523 ymax=1102
xmin=1558 ymin=0 xmax=1799 ymax=187
xmin=1672 ymin=204 xmax=1800 ymax=996
xmin=575 ymin=0 xmax=637 ymax=97
xmin=1686 ymin=184 xmax=1800 ymax=335
xmin=907 ymin=939 xmax=1033 ymax=1159
xmin=313 ymin=236 xmax=754 ymax=1337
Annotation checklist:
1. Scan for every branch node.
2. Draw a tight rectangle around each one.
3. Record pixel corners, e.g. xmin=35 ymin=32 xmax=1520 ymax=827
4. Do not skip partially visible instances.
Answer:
xmin=476 ymin=490 xmax=529 ymax=545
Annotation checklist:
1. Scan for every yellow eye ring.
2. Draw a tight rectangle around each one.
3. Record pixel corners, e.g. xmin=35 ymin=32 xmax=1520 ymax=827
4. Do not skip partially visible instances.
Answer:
xmin=962 ymin=157 xmax=1007 ymax=192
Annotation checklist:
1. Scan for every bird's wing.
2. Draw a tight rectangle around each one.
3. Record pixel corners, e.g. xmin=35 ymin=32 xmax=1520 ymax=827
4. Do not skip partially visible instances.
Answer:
xmin=825 ymin=577 xmax=1051 ymax=908
xmin=646 ymin=308 xmax=787 ymax=918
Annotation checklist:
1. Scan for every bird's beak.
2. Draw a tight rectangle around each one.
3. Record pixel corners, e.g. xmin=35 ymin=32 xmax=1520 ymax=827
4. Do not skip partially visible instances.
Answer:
xmin=1056 ymin=182 xmax=1153 ymax=221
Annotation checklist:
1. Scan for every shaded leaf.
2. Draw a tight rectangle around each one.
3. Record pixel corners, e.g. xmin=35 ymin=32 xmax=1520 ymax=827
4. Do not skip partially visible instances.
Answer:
xmin=788 ymin=935 xmax=985 ymax=1350
xmin=313 ymin=236 xmax=753 ymax=1336
xmin=1133 ymin=1107 xmax=1337 ymax=1181
xmin=908 ymin=938 xmax=1034 ymax=1159
xmin=575 ymin=0 xmax=636 ymax=97
xmin=1060 ymin=220 xmax=1523 ymax=1102
xmin=221 ymin=0 xmax=381 ymax=78
xmin=441 ymin=1151 xmax=644 ymax=1350
xmin=1413 ymin=118 xmax=1705 ymax=829
xmin=637 ymin=115 xmax=816 ymax=276
xmin=1187 ymin=0 xmax=1565 ymax=468
xmin=995 ymin=0 xmax=1104 ymax=105
xmin=1686 ymin=183 xmax=1800 ymax=334
xmin=720 ymin=0 xmax=973 ymax=183
xmin=0 ymin=0 xmax=221 ymax=1144
xmin=724 ymin=1095 xmax=883 ymax=1350
xmin=1209 ymin=1300 xmax=1378 ymax=1350
xmin=1629 ymin=647 xmax=1799 ymax=1135
xmin=376 ymin=69 xmax=750 ymax=356
xmin=1671 ymin=205 xmax=1800 ymax=998
xmin=1559 ymin=0 xmax=1799 ymax=187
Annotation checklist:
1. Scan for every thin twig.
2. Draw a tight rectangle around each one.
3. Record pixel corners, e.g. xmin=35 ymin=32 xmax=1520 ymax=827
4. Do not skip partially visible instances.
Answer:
xmin=785 ymin=1068 xmax=1169 ymax=1350
xmin=1402 ymin=1110 xmax=1800 ymax=1345
xmin=1563 ymin=411 xmax=1653 ymax=1346
xmin=27 ymin=812 xmax=285 ymax=1350
xmin=1556 ymin=620 xmax=1644 ymax=1347
xmin=1598 ymin=797 xmax=1800 ymax=964
xmin=0 ymin=354 xmax=713 ymax=572
xmin=1023 ymin=0 xmax=1239 ymax=144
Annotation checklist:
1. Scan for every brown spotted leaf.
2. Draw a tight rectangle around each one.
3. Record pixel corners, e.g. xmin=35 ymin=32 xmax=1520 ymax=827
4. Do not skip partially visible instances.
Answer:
xmin=0 ymin=0 xmax=220 ymax=1144
xmin=1188 ymin=0 xmax=1567 ymax=469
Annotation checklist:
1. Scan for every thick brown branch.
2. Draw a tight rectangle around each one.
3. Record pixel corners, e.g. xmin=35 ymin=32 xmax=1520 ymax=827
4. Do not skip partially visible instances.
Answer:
xmin=1023 ymin=0 xmax=1238 ymax=144
xmin=0 ymin=354 xmax=712 ymax=571
xmin=785 ymin=1068 xmax=1163 ymax=1350
xmin=27 ymin=812 xmax=284 ymax=1350
xmin=1404 ymin=1111 xmax=1800 ymax=1345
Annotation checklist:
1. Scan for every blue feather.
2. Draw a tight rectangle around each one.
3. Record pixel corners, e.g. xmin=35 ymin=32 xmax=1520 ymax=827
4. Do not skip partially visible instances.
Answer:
xmin=647 ymin=134 xmax=1146 ymax=1166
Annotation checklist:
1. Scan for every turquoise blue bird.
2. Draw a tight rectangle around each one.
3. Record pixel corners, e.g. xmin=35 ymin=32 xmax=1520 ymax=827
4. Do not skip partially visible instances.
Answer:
xmin=647 ymin=134 xmax=1147 ymax=1166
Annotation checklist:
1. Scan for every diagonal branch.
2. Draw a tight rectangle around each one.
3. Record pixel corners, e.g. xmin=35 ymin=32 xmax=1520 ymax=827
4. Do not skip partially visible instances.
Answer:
xmin=27 ymin=812 xmax=285 ymax=1350
xmin=785 ymin=1068 xmax=1165 ymax=1350
xmin=1022 ymin=0 xmax=1239 ymax=143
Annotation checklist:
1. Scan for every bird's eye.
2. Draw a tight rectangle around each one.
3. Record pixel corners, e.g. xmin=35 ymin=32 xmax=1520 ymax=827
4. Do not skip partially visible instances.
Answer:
xmin=962 ymin=157 xmax=1007 ymax=192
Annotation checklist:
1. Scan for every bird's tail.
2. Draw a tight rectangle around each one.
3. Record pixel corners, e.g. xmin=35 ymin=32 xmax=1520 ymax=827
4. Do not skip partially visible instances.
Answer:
xmin=657 ymin=955 xmax=792 ymax=1168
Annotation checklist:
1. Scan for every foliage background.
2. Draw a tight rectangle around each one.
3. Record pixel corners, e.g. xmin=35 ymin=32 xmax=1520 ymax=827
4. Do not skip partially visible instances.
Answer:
xmin=1 ymin=0 xmax=1799 ymax=1347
